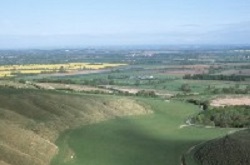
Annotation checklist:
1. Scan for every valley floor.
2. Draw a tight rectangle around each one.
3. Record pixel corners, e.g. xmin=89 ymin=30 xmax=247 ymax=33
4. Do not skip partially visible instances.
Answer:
xmin=51 ymin=99 xmax=235 ymax=165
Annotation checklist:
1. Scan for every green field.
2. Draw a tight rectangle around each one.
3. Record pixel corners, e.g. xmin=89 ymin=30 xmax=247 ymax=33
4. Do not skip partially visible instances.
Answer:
xmin=31 ymin=67 xmax=250 ymax=95
xmin=52 ymin=99 xmax=234 ymax=165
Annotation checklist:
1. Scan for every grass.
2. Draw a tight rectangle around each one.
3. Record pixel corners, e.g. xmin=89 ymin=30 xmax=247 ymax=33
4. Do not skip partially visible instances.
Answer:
xmin=52 ymin=99 xmax=234 ymax=165
xmin=0 ymin=88 xmax=150 ymax=165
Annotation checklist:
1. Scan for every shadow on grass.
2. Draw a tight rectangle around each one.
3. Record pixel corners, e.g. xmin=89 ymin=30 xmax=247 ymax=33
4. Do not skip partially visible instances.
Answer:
xmin=52 ymin=118 xmax=201 ymax=165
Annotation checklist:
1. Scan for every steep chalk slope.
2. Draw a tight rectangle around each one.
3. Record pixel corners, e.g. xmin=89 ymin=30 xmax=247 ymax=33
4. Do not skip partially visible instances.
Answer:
xmin=0 ymin=88 xmax=151 ymax=165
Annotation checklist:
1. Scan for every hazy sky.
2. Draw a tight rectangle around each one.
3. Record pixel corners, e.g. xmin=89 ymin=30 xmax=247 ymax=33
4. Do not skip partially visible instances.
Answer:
xmin=0 ymin=0 xmax=250 ymax=48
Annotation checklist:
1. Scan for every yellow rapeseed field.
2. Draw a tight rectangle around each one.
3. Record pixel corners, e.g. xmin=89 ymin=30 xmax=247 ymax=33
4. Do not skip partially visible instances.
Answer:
xmin=0 ymin=63 xmax=126 ymax=77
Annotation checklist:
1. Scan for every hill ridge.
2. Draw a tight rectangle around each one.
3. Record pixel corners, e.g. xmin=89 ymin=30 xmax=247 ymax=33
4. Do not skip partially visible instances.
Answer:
xmin=0 ymin=88 xmax=151 ymax=165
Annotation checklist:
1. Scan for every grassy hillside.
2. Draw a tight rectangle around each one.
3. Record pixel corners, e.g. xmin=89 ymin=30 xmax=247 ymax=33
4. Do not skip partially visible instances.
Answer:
xmin=51 ymin=99 xmax=233 ymax=165
xmin=193 ymin=129 xmax=250 ymax=165
xmin=0 ymin=88 xmax=151 ymax=165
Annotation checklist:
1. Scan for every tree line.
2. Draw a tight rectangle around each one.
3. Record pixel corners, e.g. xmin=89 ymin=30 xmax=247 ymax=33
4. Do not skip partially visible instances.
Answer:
xmin=183 ymin=74 xmax=248 ymax=81
xmin=192 ymin=105 xmax=250 ymax=128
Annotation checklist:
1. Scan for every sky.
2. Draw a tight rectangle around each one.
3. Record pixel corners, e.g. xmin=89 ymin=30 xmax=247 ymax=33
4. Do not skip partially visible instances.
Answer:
xmin=0 ymin=0 xmax=250 ymax=48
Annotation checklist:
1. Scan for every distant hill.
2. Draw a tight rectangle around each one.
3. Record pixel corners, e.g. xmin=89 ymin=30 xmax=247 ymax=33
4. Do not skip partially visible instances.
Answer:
xmin=194 ymin=129 xmax=250 ymax=165
xmin=0 ymin=88 xmax=151 ymax=165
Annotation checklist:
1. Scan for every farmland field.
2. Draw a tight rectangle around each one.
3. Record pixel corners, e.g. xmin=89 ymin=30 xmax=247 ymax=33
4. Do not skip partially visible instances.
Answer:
xmin=51 ymin=99 xmax=234 ymax=165
xmin=0 ymin=63 xmax=126 ymax=78
xmin=210 ymin=96 xmax=250 ymax=107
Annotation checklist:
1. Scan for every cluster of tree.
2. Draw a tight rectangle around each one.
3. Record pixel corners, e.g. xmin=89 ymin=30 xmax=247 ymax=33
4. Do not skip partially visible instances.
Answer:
xmin=134 ymin=79 xmax=166 ymax=86
xmin=40 ymin=70 xmax=57 ymax=74
xmin=58 ymin=66 xmax=67 ymax=73
xmin=108 ymin=89 xmax=157 ymax=98
xmin=207 ymin=85 xmax=250 ymax=94
xmin=192 ymin=105 xmax=250 ymax=128
xmin=107 ymin=74 xmax=129 ymax=79
xmin=238 ymin=65 xmax=250 ymax=69
xmin=130 ymin=59 xmax=162 ymax=65
xmin=82 ymin=79 xmax=115 ymax=85
xmin=36 ymin=76 xmax=172 ymax=87
xmin=35 ymin=78 xmax=116 ymax=86
xmin=35 ymin=78 xmax=77 ymax=84
xmin=183 ymin=74 xmax=247 ymax=81
xmin=135 ymin=90 xmax=157 ymax=97
xmin=180 ymin=84 xmax=191 ymax=93
xmin=186 ymin=99 xmax=209 ymax=110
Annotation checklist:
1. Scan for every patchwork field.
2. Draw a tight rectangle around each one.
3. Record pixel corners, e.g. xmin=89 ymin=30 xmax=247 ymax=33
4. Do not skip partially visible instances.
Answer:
xmin=0 ymin=63 xmax=126 ymax=78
